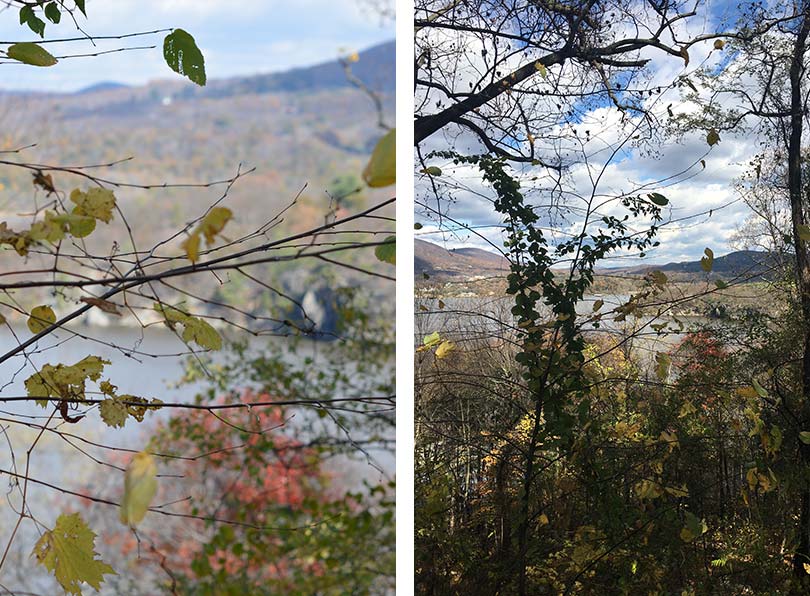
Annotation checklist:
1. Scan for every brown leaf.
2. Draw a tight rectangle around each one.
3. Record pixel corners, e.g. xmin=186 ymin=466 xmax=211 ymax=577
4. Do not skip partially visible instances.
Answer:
xmin=80 ymin=297 xmax=122 ymax=316
xmin=32 ymin=171 xmax=56 ymax=194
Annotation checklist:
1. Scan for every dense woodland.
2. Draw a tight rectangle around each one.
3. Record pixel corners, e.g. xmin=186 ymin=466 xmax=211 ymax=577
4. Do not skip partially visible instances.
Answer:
xmin=415 ymin=0 xmax=810 ymax=593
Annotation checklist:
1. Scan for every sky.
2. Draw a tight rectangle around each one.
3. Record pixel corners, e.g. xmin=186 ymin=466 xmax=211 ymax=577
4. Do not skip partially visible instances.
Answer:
xmin=0 ymin=0 xmax=394 ymax=91
xmin=414 ymin=2 xmax=773 ymax=267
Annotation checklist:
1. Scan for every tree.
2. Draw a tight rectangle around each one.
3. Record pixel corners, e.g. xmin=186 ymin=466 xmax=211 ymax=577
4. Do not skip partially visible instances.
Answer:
xmin=0 ymin=3 xmax=395 ymax=593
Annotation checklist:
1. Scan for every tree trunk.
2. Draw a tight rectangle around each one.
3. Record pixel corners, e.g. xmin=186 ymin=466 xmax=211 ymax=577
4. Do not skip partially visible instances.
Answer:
xmin=787 ymin=5 xmax=810 ymax=581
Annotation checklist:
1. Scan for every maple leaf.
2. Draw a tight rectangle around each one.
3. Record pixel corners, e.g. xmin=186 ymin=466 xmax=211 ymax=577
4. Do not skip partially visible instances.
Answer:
xmin=32 ymin=513 xmax=115 ymax=595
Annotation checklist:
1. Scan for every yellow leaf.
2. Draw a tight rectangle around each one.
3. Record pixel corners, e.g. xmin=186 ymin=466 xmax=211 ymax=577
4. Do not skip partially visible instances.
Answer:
xmin=199 ymin=207 xmax=232 ymax=245
xmin=679 ymin=400 xmax=697 ymax=418
xmin=665 ymin=484 xmax=689 ymax=498
xmin=28 ymin=305 xmax=56 ymax=334
xmin=363 ymin=128 xmax=396 ymax=187
xmin=634 ymin=479 xmax=663 ymax=500
xmin=713 ymin=39 xmax=725 ymax=50
xmin=32 ymin=513 xmax=115 ymax=595
xmin=182 ymin=232 xmax=201 ymax=263
xmin=70 ymin=187 xmax=116 ymax=223
xmin=120 ymin=452 xmax=158 ymax=527
xmin=435 ymin=340 xmax=455 ymax=359
xmin=538 ymin=513 xmax=549 ymax=526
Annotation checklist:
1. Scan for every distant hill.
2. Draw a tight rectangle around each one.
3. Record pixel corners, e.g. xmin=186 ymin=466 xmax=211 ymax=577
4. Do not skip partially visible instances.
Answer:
xmin=609 ymin=250 xmax=783 ymax=280
xmin=75 ymin=81 xmax=129 ymax=95
xmin=415 ymin=239 xmax=509 ymax=279
xmin=201 ymin=41 xmax=394 ymax=98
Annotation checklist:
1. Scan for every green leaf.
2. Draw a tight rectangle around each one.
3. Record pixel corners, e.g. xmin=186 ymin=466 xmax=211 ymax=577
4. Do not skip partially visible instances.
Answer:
xmin=375 ymin=236 xmax=395 ymax=265
xmin=655 ymin=352 xmax=671 ymax=381
xmin=7 ymin=42 xmax=57 ymax=67
xmin=163 ymin=29 xmax=206 ymax=86
xmin=154 ymin=303 xmax=222 ymax=350
xmin=420 ymin=166 xmax=442 ymax=176
xmin=25 ymin=15 xmax=46 ymax=37
xmin=680 ymin=511 xmax=707 ymax=542
xmin=52 ymin=213 xmax=96 ymax=238
xmin=74 ymin=0 xmax=86 ymax=16
xmin=423 ymin=331 xmax=441 ymax=347
xmin=752 ymin=378 xmax=768 ymax=398
xmin=32 ymin=513 xmax=115 ymax=595
xmin=648 ymin=270 xmax=668 ymax=286
xmin=414 ymin=222 xmax=423 ymax=230
xmin=715 ymin=279 xmax=728 ymax=289
xmin=19 ymin=6 xmax=33 ymax=24
xmin=797 ymin=224 xmax=810 ymax=241
xmin=25 ymin=355 xmax=109 ymax=406
xmin=120 ymin=452 xmax=158 ymax=527
xmin=181 ymin=317 xmax=222 ymax=350
xmin=99 ymin=398 xmax=128 ymax=428
xmin=648 ymin=192 xmax=668 ymax=206
xmin=706 ymin=128 xmax=720 ymax=146
xmin=44 ymin=3 xmax=61 ymax=24
xmin=592 ymin=299 xmax=604 ymax=312
xmin=700 ymin=247 xmax=714 ymax=272
xmin=363 ymin=128 xmax=395 ymax=187
xmin=28 ymin=305 xmax=56 ymax=334
xmin=799 ymin=431 xmax=810 ymax=445
xmin=535 ymin=62 xmax=547 ymax=78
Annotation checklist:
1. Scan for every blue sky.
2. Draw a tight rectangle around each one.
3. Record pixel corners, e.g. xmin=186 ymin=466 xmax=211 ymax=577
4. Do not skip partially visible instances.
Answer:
xmin=0 ymin=0 xmax=394 ymax=91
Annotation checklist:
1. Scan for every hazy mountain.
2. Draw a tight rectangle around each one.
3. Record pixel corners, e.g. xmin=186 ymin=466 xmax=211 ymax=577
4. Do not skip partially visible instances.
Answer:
xmin=609 ymin=250 xmax=783 ymax=280
xmin=202 ymin=40 xmax=395 ymax=98
xmin=75 ymin=81 xmax=130 ymax=95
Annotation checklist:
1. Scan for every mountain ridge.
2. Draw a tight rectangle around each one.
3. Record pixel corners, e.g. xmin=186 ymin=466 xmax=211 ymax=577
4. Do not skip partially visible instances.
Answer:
xmin=0 ymin=40 xmax=394 ymax=100
xmin=415 ymin=239 xmax=782 ymax=281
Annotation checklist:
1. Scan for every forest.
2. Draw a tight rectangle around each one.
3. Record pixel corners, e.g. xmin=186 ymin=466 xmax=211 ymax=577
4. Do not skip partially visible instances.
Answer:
xmin=0 ymin=2 xmax=395 ymax=594
xmin=414 ymin=0 xmax=810 ymax=594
